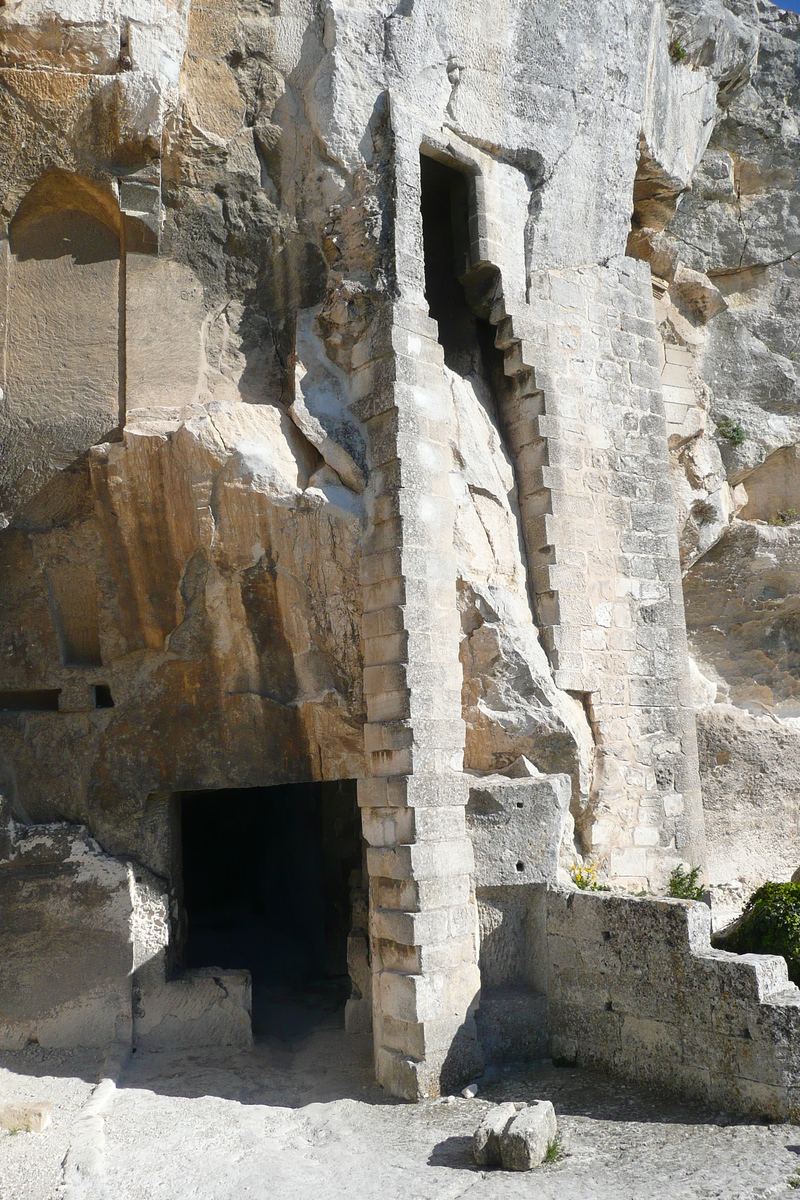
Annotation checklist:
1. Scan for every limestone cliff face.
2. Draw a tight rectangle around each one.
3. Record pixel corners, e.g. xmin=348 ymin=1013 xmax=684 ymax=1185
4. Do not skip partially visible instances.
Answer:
xmin=629 ymin=1 xmax=800 ymax=906
xmin=0 ymin=0 xmax=624 ymax=873
xmin=0 ymin=0 xmax=796 ymax=906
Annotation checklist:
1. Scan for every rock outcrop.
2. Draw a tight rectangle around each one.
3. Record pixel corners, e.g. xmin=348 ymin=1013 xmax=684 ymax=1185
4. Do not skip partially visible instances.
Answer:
xmin=630 ymin=2 xmax=800 ymax=909
xmin=1 ymin=0 xmax=800 ymax=1101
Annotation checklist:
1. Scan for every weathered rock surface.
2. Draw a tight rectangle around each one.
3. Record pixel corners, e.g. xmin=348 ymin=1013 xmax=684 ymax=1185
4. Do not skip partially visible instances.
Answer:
xmin=0 ymin=402 xmax=366 ymax=861
xmin=466 ymin=772 xmax=571 ymax=889
xmin=634 ymin=2 xmax=800 ymax=904
xmin=472 ymin=1101 xmax=517 ymax=1167
xmin=450 ymin=369 xmax=594 ymax=822
xmin=500 ymin=1100 xmax=558 ymax=1171
xmin=683 ymin=516 xmax=800 ymax=896
xmin=697 ymin=701 xmax=800 ymax=898
xmin=0 ymin=819 xmax=133 ymax=1049
xmin=1 ymin=0 xmax=800 ymax=1110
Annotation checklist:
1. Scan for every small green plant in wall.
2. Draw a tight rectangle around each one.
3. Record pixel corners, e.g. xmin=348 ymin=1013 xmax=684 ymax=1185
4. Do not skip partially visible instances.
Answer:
xmin=571 ymin=863 xmax=610 ymax=892
xmin=668 ymin=864 xmax=704 ymax=900
xmin=716 ymin=417 xmax=746 ymax=447
xmin=669 ymin=38 xmax=687 ymax=63
xmin=770 ymin=507 xmax=797 ymax=526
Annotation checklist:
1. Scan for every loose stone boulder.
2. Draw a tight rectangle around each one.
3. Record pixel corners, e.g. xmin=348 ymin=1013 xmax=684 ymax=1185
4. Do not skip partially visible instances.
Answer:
xmin=472 ymin=1102 xmax=517 ymax=1167
xmin=500 ymin=1101 xmax=558 ymax=1172
xmin=473 ymin=1100 xmax=558 ymax=1170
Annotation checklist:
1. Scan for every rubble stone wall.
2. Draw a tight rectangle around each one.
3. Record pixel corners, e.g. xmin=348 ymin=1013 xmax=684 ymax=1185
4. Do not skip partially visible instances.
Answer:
xmin=547 ymin=888 xmax=800 ymax=1122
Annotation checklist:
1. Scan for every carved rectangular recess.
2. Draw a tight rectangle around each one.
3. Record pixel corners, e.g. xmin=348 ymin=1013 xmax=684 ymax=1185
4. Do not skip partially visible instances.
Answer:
xmin=0 ymin=690 xmax=61 ymax=711
xmin=47 ymin=570 xmax=102 ymax=668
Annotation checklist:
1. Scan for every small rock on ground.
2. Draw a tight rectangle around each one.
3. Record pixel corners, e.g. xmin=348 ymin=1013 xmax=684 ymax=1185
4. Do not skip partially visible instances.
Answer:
xmin=473 ymin=1102 xmax=517 ymax=1166
xmin=501 ymin=1100 xmax=557 ymax=1171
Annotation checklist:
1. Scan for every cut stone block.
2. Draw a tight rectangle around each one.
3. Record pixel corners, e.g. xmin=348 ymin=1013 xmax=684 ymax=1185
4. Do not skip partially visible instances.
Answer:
xmin=500 ymin=1100 xmax=557 ymax=1171
xmin=472 ymin=1102 xmax=517 ymax=1167
xmin=466 ymin=774 xmax=571 ymax=887
xmin=0 ymin=1101 xmax=53 ymax=1132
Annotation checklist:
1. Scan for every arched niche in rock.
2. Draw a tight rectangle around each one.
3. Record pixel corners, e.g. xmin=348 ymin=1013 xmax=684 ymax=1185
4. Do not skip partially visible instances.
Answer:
xmin=1 ymin=171 xmax=125 ymax=520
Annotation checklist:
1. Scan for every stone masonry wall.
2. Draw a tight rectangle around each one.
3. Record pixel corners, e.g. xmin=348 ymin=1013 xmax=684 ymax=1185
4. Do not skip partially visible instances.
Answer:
xmin=547 ymin=888 xmax=800 ymax=1122
xmin=500 ymin=261 xmax=706 ymax=887
xmin=355 ymin=289 xmax=484 ymax=1099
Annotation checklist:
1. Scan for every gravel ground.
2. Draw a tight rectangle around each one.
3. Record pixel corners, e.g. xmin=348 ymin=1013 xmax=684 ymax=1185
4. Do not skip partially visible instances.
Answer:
xmin=0 ymin=1049 xmax=103 ymax=1200
xmin=4 ymin=1027 xmax=800 ymax=1199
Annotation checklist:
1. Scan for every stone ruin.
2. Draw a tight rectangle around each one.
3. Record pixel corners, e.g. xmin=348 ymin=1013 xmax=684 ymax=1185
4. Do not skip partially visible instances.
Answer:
xmin=2 ymin=0 xmax=800 ymax=1117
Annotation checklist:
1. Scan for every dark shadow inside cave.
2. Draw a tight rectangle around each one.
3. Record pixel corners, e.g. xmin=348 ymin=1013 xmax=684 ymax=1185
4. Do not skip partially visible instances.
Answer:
xmin=180 ymin=780 xmax=361 ymax=1040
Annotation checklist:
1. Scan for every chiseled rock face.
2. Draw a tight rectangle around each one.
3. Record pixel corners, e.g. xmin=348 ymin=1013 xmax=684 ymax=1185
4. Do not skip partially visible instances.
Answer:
xmin=696 ymin=703 xmax=800 ymax=904
xmin=466 ymin=772 xmax=572 ymax=889
xmin=650 ymin=4 xmax=800 ymax=488
xmin=449 ymin=369 xmax=594 ymax=817
xmin=0 ymin=398 xmax=366 ymax=861
xmin=683 ymin=519 xmax=800 ymax=900
xmin=685 ymin=520 xmax=800 ymax=718
xmin=0 ymin=820 xmax=134 ymax=1049
xmin=0 ymin=0 xmax=796 ymax=991
xmin=633 ymin=3 xmax=800 ymax=904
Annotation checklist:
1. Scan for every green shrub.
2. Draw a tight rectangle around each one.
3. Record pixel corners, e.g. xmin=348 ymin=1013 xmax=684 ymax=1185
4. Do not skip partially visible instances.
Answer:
xmin=669 ymin=38 xmax=687 ymax=62
xmin=668 ymin=864 xmax=704 ymax=900
xmin=716 ymin=417 xmax=745 ymax=447
xmin=770 ymin=507 xmax=797 ymax=526
xmin=713 ymin=881 xmax=800 ymax=986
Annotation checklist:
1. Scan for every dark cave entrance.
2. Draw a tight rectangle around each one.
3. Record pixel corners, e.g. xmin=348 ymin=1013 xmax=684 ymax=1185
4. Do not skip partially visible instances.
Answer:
xmin=180 ymin=781 xmax=362 ymax=1039
xmin=419 ymin=151 xmax=506 ymax=388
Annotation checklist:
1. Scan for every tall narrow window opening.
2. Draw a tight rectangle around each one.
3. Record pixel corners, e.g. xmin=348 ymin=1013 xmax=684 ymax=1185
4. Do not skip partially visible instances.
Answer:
xmin=419 ymin=152 xmax=506 ymax=391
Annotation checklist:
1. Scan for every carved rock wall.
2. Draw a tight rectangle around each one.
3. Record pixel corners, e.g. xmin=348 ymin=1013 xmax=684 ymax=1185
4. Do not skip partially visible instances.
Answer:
xmin=0 ymin=0 xmax=797 ymax=1099
xmin=631 ymin=2 xmax=800 ymax=909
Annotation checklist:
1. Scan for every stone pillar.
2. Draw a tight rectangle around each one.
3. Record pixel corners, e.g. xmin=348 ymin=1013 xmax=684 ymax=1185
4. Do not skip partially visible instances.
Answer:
xmin=352 ymin=115 xmax=483 ymax=1098
xmin=354 ymin=299 xmax=482 ymax=1098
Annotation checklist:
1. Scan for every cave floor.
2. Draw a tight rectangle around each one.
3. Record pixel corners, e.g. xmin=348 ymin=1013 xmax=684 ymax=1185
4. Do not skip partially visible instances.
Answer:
xmin=2 ymin=1024 xmax=799 ymax=1200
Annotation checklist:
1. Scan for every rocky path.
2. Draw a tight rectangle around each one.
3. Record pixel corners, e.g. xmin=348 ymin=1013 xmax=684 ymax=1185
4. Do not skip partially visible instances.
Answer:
xmin=3 ymin=1028 xmax=800 ymax=1199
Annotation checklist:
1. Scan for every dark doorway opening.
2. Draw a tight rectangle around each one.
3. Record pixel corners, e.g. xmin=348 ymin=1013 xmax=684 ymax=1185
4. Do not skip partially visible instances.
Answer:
xmin=419 ymin=152 xmax=506 ymax=390
xmin=180 ymin=781 xmax=362 ymax=1040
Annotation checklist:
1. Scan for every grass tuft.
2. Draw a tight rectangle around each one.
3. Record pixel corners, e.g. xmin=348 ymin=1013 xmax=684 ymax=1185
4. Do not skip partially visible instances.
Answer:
xmin=770 ymin=507 xmax=797 ymax=526
xmin=544 ymin=1133 xmax=565 ymax=1164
